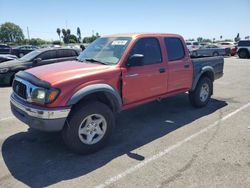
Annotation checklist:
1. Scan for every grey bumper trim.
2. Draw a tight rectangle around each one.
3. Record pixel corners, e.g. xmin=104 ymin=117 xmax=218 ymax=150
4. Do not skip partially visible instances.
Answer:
xmin=10 ymin=94 xmax=71 ymax=119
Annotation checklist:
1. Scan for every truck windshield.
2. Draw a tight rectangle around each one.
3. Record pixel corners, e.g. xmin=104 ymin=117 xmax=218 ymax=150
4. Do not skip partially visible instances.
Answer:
xmin=77 ymin=37 xmax=132 ymax=65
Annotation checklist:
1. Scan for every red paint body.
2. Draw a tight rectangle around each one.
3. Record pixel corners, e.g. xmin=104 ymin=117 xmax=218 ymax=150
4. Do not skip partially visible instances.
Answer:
xmin=26 ymin=33 xmax=193 ymax=110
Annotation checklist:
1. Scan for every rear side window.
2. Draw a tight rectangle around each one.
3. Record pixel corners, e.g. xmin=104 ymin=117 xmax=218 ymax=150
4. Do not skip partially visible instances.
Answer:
xmin=164 ymin=37 xmax=185 ymax=61
xmin=238 ymin=41 xmax=250 ymax=46
xmin=130 ymin=37 xmax=162 ymax=65
xmin=193 ymin=42 xmax=199 ymax=45
xmin=57 ymin=49 xmax=77 ymax=58
xmin=38 ymin=50 xmax=57 ymax=60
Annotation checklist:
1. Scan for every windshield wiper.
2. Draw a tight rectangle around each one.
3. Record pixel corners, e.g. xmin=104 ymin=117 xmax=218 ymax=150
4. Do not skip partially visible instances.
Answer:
xmin=84 ymin=58 xmax=107 ymax=65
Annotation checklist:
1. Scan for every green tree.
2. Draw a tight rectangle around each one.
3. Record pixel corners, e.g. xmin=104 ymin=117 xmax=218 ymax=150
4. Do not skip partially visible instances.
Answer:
xmin=82 ymin=32 xmax=101 ymax=43
xmin=202 ymin=38 xmax=212 ymax=43
xmin=69 ymin=34 xmax=77 ymax=43
xmin=56 ymin=28 xmax=61 ymax=41
xmin=29 ymin=38 xmax=49 ymax=45
xmin=77 ymin=27 xmax=81 ymax=43
xmin=0 ymin=22 xmax=24 ymax=43
xmin=245 ymin=36 xmax=249 ymax=40
xmin=197 ymin=37 xmax=203 ymax=42
xmin=61 ymin=28 xmax=70 ymax=44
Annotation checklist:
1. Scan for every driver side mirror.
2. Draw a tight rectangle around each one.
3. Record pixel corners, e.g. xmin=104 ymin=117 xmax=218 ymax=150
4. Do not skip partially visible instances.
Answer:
xmin=33 ymin=58 xmax=42 ymax=64
xmin=126 ymin=54 xmax=144 ymax=67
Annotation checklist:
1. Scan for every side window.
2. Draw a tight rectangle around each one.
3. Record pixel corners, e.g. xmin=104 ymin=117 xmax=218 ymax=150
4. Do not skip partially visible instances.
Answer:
xmin=164 ymin=37 xmax=185 ymax=61
xmin=38 ymin=50 xmax=57 ymax=60
xmin=57 ymin=50 xmax=76 ymax=58
xmin=130 ymin=37 xmax=162 ymax=65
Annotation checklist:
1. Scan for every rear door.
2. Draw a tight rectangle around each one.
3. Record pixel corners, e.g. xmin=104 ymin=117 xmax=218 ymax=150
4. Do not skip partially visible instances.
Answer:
xmin=164 ymin=37 xmax=192 ymax=92
xmin=122 ymin=37 xmax=168 ymax=104
xmin=56 ymin=49 xmax=78 ymax=62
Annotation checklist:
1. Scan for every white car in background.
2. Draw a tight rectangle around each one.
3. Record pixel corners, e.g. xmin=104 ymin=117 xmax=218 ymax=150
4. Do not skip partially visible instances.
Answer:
xmin=185 ymin=41 xmax=200 ymax=51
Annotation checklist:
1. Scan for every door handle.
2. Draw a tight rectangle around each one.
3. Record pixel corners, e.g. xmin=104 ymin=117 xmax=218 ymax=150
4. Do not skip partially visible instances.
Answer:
xmin=159 ymin=68 xmax=165 ymax=73
xmin=184 ymin=64 xmax=190 ymax=68
xmin=126 ymin=73 xmax=139 ymax=78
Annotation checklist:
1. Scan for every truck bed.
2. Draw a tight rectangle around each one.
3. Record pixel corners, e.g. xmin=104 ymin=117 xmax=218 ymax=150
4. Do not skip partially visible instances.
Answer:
xmin=192 ymin=56 xmax=224 ymax=81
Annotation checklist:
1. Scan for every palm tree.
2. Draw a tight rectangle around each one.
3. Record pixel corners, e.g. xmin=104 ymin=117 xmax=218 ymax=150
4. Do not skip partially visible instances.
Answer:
xmin=56 ymin=28 xmax=61 ymax=41
xmin=77 ymin=27 xmax=81 ymax=43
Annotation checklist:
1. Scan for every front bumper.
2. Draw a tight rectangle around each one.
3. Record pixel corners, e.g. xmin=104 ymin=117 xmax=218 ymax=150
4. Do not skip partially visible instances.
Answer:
xmin=10 ymin=94 xmax=71 ymax=131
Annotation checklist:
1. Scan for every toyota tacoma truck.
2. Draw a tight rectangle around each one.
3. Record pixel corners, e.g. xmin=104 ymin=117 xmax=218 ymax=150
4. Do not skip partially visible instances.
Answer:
xmin=10 ymin=33 xmax=224 ymax=154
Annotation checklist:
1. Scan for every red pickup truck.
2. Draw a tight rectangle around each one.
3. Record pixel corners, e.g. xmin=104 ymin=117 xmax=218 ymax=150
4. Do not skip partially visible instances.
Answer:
xmin=10 ymin=33 xmax=224 ymax=154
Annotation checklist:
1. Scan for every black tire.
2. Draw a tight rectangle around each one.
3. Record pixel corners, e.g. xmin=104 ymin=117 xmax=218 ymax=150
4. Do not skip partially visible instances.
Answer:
xmin=213 ymin=52 xmax=219 ymax=56
xmin=238 ymin=49 xmax=248 ymax=59
xmin=62 ymin=101 xmax=115 ymax=154
xmin=189 ymin=77 xmax=212 ymax=108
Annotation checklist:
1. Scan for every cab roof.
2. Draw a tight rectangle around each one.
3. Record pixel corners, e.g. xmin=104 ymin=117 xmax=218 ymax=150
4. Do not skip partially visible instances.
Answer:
xmin=103 ymin=33 xmax=183 ymax=39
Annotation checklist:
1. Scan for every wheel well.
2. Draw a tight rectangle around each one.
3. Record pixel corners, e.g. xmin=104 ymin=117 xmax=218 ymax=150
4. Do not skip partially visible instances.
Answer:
xmin=201 ymin=71 xmax=214 ymax=82
xmin=71 ymin=91 xmax=120 ymax=113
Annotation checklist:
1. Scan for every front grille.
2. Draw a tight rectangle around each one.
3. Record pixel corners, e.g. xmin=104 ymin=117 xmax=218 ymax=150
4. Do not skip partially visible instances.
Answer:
xmin=13 ymin=80 xmax=27 ymax=99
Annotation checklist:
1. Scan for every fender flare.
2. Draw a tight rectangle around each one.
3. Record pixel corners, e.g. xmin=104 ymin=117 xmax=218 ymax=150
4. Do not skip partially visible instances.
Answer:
xmin=67 ymin=84 xmax=122 ymax=112
xmin=191 ymin=66 xmax=214 ymax=91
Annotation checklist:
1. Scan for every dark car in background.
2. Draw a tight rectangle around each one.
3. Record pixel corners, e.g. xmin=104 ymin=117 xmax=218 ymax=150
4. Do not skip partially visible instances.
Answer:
xmin=190 ymin=44 xmax=230 ymax=57
xmin=0 ymin=44 xmax=12 ymax=54
xmin=0 ymin=54 xmax=18 ymax=63
xmin=0 ymin=48 xmax=80 ymax=85
xmin=11 ymin=45 xmax=38 ymax=57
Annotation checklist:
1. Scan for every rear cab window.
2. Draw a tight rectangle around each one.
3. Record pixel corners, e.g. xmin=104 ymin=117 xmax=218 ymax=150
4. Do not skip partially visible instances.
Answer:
xmin=164 ymin=37 xmax=185 ymax=61
xmin=129 ymin=37 xmax=162 ymax=65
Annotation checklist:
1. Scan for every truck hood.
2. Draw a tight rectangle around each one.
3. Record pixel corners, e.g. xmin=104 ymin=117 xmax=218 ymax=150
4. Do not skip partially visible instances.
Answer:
xmin=26 ymin=60 xmax=113 ymax=85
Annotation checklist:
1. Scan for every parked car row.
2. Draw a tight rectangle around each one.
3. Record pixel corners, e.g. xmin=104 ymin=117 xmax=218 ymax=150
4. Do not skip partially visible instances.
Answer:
xmin=0 ymin=48 xmax=80 ymax=85
xmin=185 ymin=40 xmax=249 ymax=58
xmin=190 ymin=44 xmax=231 ymax=57
xmin=0 ymin=44 xmax=85 ymax=59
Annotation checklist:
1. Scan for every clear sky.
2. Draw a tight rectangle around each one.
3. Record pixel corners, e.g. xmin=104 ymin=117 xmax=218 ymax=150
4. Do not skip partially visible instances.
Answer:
xmin=0 ymin=0 xmax=249 ymax=41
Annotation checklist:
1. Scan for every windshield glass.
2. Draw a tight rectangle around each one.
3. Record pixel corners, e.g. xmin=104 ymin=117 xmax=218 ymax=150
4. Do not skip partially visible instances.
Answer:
xmin=77 ymin=37 xmax=132 ymax=65
xmin=19 ymin=50 xmax=41 ymax=61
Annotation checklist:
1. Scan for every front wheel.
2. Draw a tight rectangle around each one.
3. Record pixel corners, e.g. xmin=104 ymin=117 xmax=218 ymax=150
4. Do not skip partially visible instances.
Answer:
xmin=62 ymin=101 xmax=115 ymax=154
xmin=189 ymin=77 xmax=212 ymax=107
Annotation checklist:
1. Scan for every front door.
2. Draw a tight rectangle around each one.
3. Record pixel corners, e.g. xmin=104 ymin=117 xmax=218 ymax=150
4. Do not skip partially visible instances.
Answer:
xmin=122 ymin=37 xmax=168 ymax=105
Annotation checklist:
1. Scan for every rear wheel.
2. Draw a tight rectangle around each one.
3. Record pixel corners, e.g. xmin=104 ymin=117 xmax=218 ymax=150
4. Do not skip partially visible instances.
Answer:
xmin=189 ymin=77 xmax=212 ymax=107
xmin=62 ymin=101 xmax=115 ymax=154
xmin=238 ymin=49 xmax=248 ymax=59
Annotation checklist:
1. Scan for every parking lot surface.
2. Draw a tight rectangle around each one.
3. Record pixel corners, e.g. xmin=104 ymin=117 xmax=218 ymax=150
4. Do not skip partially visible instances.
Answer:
xmin=0 ymin=57 xmax=250 ymax=188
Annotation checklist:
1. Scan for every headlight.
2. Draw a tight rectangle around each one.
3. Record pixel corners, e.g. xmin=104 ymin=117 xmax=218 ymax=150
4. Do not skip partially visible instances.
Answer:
xmin=0 ymin=68 xmax=9 ymax=73
xmin=31 ymin=88 xmax=60 ymax=104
